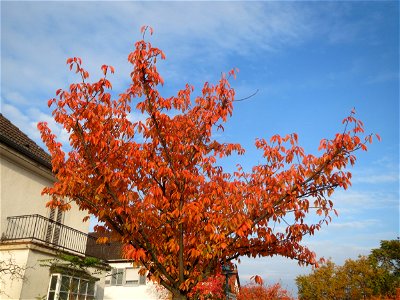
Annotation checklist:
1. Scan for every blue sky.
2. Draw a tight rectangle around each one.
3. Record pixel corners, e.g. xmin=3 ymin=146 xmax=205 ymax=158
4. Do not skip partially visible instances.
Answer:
xmin=1 ymin=1 xmax=399 ymax=295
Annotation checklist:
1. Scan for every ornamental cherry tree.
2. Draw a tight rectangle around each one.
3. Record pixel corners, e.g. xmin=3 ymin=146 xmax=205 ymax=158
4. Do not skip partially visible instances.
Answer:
xmin=38 ymin=27 xmax=378 ymax=300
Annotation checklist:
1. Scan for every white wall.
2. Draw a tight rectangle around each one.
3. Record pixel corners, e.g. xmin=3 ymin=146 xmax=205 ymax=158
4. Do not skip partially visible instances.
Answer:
xmin=0 ymin=142 xmax=98 ymax=299
xmin=0 ymin=145 xmax=88 ymax=235
xmin=104 ymin=261 xmax=171 ymax=300
xmin=0 ymin=247 xmax=29 ymax=299
xmin=20 ymin=247 xmax=56 ymax=300
xmin=0 ymin=244 xmax=107 ymax=300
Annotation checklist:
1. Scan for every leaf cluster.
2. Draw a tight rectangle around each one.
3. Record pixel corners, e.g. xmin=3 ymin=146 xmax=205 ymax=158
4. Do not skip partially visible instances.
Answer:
xmin=39 ymin=253 xmax=108 ymax=277
xmin=238 ymin=282 xmax=294 ymax=300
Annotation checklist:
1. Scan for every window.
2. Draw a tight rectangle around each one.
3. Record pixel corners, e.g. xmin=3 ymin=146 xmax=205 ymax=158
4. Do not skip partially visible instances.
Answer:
xmin=46 ymin=274 xmax=96 ymax=300
xmin=47 ymin=275 xmax=58 ymax=300
xmin=110 ymin=268 xmax=124 ymax=286
xmin=105 ymin=267 xmax=146 ymax=287
xmin=46 ymin=208 xmax=64 ymax=244
xmin=139 ymin=273 xmax=146 ymax=285
xmin=125 ymin=268 xmax=139 ymax=285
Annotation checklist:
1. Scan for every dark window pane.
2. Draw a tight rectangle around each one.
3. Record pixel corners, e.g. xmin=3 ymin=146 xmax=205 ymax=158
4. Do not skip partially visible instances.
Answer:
xmin=59 ymin=292 xmax=68 ymax=300
xmin=139 ymin=275 xmax=146 ymax=285
xmin=87 ymin=282 xmax=95 ymax=295
xmin=71 ymin=278 xmax=79 ymax=294
xmin=79 ymin=280 xmax=88 ymax=295
xmin=125 ymin=280 xmax=138 ymax=286
xmin=50 ymin=275 xmax=58 ymax=291
xmin=60 ymin=276 xmax=70 ymax=292
xmin=47 ymin=292 xmax=55 ymax=300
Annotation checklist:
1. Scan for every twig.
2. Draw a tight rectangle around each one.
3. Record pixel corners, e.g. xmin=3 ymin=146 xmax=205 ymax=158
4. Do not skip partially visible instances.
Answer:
xmin=234 ymin=89 xmax=259 ymax=102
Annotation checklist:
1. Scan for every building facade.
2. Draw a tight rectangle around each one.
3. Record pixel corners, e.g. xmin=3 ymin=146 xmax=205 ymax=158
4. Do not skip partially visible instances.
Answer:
xmin=0 ymin=114 xmax=107 ymax=300
xmin=87 ymin=236 xmax=170 ymax=300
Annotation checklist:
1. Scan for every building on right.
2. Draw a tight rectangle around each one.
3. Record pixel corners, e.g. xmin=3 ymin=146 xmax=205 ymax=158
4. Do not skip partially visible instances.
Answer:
xmin=87 ymin=235 xmax=171 ymax=300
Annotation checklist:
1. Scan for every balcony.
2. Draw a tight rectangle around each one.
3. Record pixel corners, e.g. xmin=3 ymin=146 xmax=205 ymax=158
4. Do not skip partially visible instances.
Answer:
xmin=1 ymin=214 xmax=97 ymax=257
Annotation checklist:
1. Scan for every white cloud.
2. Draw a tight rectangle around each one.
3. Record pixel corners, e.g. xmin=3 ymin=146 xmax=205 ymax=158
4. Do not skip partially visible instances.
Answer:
xmin=350 ymin=160 xmax=399 ymax=184
xmin=237 ymin=256 xmax=305 ymax=294
xmin=1 ymin=2 xmax=317 ymax=98
xmin=353 ymin=173 xmax=399 ymax=184
xmin=1 ymin=1 xmax=323 ymax=152
xmin=2 ymin=91 xmax=30 ymax=106
xmin=1 ymin=103 xmax=69 ymax=152
xmin=127 ymin=110 xmax=147 ymax=124
xmin=303 ymin=239 xmax=373 ymax=263
xmin=366 ymin=71 xmax=399 ymax=84
xmin=3 ymin=2 xmax=379 ymax=131
xmin=331 ymin=189 xmax=398 ymax=212
xmin=30 ymin=108 xmax=70 ymax=148
xmin=329 ymin=219 xmax=379 ymax=229
xmin=1 ymin=103 xmax=31 ymax=131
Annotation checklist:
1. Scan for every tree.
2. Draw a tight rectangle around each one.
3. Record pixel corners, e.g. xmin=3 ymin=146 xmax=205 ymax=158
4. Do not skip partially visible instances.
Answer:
xmin=296 ymin=260 xmax=343 ymax=300
xmin=340 ymin=256 xmax=379 ymax=299
xmin=296 ymin=239 xmax=400 ymax=299
xmin=296 ymin=258 xmax=384 ymax=299
xmin=238 ymin=281 xmax=294 ymax=300
xmin=370 ymin=239 xmax=400 ymax=275
xmin=369 ymin=239 xmax=400 ymax=297
xmin=38 ymin=26 xmax=378 ymax=299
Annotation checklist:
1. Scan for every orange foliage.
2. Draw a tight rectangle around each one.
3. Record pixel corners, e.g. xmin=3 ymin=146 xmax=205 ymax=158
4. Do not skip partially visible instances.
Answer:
xmin=238 ymin=283 xmax=294 ymax=300
xmin=188 ymin=274 xmax=225 ymax=300
xmin=38 ymin=27 xmax=378 ymax=299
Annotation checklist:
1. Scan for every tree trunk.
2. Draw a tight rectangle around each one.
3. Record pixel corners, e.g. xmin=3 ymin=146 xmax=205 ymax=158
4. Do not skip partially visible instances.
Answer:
xmin=172 ymin=293 xmax=187 ymax=300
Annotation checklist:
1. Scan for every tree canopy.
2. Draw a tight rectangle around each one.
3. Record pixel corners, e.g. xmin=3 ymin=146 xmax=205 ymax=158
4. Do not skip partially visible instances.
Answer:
xmin=296 ymin=239 xmax=400 ymax=300
xmin=38 ymin=27 xmax=378 ymax=299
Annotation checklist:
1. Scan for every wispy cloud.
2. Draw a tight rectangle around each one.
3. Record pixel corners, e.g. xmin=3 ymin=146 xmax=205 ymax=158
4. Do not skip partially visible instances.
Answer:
xmin=1 ymin=103 xmax=69 ymax=150
xmin=353 ymin=173 xmax=399 ymax=184
xmin=332 ymin=189 xmax=398 ymax=212
xmin=366 ymin=71 xmax=399 ymax=85
xmin=329 ymin=219 xmax=380 ymax=229
xmin=3 ymin=1 xmax=391 ymax=135
xmin=2 ymin=1 xmax=320 ymax=144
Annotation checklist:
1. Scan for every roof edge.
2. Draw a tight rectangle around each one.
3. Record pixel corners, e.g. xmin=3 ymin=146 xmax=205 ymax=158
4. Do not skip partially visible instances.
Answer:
xmin=0 ymin=133 xmax=52 ymax=170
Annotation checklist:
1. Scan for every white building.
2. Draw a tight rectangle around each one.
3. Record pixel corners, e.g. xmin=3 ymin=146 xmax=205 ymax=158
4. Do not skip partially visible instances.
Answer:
xmin=0 ymin=114 xmax=107 ymax=300
xmin=104 ymin=261 xmax=168 ymax=300
xmin=87 ymin=236 xmax=171 ymax=300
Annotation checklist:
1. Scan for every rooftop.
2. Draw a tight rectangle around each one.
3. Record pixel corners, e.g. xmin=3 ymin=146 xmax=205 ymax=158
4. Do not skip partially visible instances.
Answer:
xmin=0 ymin=113 xmax=51 ymax=169
xmin=86 ymin=232 xmax=124 ymax=261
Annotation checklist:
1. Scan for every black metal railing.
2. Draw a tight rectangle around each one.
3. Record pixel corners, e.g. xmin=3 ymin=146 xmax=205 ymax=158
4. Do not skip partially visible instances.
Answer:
xmin=1 ymin=214 xmax=96 ymax=256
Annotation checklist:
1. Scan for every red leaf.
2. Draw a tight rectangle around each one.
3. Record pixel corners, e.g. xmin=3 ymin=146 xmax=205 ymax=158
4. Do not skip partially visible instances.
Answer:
xmin=251 ymin=275 xmax=264 ymax=285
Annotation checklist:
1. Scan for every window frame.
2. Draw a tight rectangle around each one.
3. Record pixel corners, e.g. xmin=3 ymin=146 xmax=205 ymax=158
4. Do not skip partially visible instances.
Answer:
xmin=105 ymin=267 xmax=147 ymax=287
xmin=109 ymin=268 xmax=124 ymax=286
xmin=46 ymin=273 xmax=96 ymax=300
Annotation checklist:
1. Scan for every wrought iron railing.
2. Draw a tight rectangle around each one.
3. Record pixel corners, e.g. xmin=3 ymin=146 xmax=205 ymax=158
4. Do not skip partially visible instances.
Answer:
xmin=1 ymin=214 xmax=96 ymax=256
